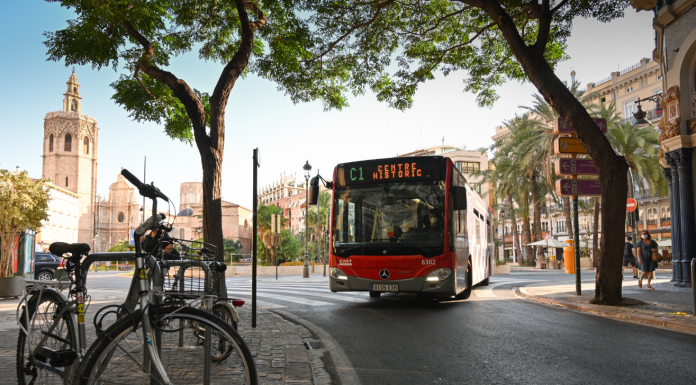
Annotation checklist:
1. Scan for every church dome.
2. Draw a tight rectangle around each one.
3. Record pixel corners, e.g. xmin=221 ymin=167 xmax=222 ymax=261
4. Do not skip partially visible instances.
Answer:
xmin=178 ymin=208 xmax=194 ymax=217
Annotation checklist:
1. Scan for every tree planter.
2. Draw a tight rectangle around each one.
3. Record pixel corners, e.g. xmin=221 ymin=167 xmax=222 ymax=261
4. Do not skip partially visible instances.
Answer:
xmin=495 ymin=264 xmax=510 ymax=275
xmin=0 ymin=276 xmax=25 ymax=298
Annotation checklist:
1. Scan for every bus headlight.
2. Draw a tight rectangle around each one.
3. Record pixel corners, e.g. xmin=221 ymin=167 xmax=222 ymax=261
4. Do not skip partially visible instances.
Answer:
xmin=426 ymin=268 xmax=452 ymax=282
xmin=330 ymin=268 xmax=348 ymax=280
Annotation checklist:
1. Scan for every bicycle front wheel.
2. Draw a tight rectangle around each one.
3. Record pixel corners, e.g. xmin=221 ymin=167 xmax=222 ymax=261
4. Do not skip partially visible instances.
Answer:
xmin=77 ymin=304 xmax=257 ymax=385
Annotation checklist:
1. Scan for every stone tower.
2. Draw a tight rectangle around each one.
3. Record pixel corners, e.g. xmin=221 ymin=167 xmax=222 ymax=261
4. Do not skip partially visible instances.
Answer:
xmin=42 ymin=71 xmax=99 ymax=247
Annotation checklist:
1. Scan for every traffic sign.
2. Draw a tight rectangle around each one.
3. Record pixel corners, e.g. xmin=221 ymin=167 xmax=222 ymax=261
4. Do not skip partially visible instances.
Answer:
xmin=553 ymin=117 xmax=608 ymax=135
xmin=554 ymin=137 xmax=588 ymax=155
xmin=554 ymin=158 xmax=598 ymax=176
xmin=555 ymin=179 xmax=601 ymax=196
xmin=544 ymin=233 xmax=549 ymax=241
xmin=627 ymin=198 xmax=637 ymax=212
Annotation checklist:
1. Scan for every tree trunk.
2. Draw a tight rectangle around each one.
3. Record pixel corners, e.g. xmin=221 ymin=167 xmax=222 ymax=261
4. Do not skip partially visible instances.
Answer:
xmin=484 ymin=0 xmax=630 ymax=304
xmin=531 ymin=173 xmax=543 ymax=261
xmin=523 ymin=220 xmax=533 ymax=265
xmin=563 ymin=197 xmax=574 ymax=240
xmin=592 ymin=198 xmax=600 ymax=268
xmin=509 ymin=200 xmax=522 ymax=263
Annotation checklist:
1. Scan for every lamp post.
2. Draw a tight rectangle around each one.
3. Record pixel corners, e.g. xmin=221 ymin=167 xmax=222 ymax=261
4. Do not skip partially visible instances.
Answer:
xmin=303 ymin=160 xmax=312 ymax=278
xmin=632 ymin=94 xmax=662 ymax=128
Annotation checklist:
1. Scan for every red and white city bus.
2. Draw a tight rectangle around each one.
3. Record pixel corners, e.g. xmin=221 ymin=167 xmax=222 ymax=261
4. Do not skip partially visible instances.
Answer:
xmin=327 ymin=156 xmax=493 ymax=299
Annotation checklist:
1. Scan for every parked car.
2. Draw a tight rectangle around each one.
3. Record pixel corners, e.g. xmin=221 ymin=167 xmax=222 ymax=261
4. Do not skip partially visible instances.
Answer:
xmin=34 ymin=252 xmax=61 ymax=280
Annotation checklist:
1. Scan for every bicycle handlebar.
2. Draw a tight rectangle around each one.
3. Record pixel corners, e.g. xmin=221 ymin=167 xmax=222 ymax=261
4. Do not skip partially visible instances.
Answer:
xmin=121 ymin=169 xmax=169 ymax=202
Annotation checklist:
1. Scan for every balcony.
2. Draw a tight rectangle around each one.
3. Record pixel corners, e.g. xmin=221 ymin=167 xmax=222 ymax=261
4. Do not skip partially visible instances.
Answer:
xmin=646 ymin=219 xmax=657 ymax=224
xmin=622 ymin=108 xmax=663 ymax=125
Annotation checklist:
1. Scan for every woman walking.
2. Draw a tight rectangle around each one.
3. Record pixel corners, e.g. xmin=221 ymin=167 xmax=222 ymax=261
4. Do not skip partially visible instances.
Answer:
xmin=637 ymin=230 xmax=658 ymax=290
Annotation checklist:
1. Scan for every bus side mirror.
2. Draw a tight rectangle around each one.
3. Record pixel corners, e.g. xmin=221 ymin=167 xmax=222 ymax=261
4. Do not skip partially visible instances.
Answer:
xmin=452 ymin=186 xmax=467 ymax=210
xmin=308 ymin=177 xmax=320 ymax=205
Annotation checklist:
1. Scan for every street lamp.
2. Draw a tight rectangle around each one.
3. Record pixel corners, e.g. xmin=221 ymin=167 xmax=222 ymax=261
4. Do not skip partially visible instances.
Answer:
xmin=632 ymin=94 xmax=662 ymax=128
xmin=303 ymin=160 xmax=312 ymax=278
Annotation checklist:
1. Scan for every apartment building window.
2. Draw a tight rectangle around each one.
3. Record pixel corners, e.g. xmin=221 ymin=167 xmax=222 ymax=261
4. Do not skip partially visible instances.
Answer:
xmin=624 ymin=100 xmax=637 ymax=120
xmin=556 ymin=220 xmax=566 ymax=234
xmin=472 ymin=183 xmax=481 ymax=194
xmin=661 ymin=207 xmax=670 ymax=220
xmin=455 ymin=162 xmax=480 ymax=173
xmin=657 ymin=75 xmax=662 ymax=80
xmin=625 ymin=86 xmax=633 ymax=93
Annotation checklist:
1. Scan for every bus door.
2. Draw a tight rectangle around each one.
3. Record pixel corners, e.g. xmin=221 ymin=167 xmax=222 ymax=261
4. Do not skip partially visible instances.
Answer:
xmin=452 ymin=172 xmax=469 ymax=291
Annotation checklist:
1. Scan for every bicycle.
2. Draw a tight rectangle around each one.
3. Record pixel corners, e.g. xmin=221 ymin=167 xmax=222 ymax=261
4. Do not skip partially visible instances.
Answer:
xmin=17 ymin=169 xmax=257 ymax=385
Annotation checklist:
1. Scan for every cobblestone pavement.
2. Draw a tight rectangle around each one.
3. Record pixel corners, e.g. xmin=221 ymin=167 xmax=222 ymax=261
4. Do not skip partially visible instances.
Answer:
xmin=1 ymin=296 xmax=331 ymax=385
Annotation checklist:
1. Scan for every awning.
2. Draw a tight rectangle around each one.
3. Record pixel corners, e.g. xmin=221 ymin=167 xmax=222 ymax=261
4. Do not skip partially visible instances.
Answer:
xmin=657 ymin=239 xmax=671 ymax=248
xmin=525 ymin=239 xmax=569 ymax=248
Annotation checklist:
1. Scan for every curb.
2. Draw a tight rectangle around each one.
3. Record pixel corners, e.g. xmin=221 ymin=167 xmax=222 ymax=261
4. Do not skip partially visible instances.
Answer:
xmin=516 ymin=287 xmax=696 ymax=334
xmin=273 ymin=309 xmax=362 ymax=385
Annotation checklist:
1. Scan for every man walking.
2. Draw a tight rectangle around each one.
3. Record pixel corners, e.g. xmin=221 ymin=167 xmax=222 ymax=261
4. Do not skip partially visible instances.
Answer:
xmin=622 ymin=236 xmax=637 ymax=279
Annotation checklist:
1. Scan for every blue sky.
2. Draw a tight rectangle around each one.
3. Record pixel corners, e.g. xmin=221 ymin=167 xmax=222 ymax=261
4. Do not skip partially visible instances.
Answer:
xmin=0 ymin=2 xmax=655 ymax=210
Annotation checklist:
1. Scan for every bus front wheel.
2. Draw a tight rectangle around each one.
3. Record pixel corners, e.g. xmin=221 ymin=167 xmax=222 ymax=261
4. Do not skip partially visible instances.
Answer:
xmin=456 ymin=260 xmax=472 ymax=300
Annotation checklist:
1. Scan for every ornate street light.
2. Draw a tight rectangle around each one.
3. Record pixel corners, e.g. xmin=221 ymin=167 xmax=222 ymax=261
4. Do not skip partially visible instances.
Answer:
xmin=303 ymin=160 xmax=312 ymax=278
xmin=632 ymin=94 xmax=662 ymax=128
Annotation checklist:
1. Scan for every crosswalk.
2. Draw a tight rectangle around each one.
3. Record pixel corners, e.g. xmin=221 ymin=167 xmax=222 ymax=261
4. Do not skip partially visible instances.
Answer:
xmin=225 ymin=277 xmax=538 ymax=308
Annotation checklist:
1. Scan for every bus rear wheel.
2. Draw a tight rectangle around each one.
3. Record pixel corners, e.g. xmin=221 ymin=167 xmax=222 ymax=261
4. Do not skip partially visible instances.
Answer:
xmin=369 ymin=291 xmax=381 ymax=298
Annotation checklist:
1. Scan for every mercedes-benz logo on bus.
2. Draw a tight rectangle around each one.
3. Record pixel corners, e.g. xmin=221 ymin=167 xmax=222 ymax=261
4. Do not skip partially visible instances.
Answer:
xmin=379 ymin=269 xmax=390 ymax=280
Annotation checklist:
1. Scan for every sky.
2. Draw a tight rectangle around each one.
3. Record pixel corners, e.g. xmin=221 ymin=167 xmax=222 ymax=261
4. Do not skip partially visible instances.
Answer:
xmin=0 ymin=2 xmax=655 ymax=211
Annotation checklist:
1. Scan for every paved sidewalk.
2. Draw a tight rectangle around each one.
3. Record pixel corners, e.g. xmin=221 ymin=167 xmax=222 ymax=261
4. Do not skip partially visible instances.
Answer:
xmin=1 ymin=296 xmax=330 ymax=384
xmin=517 ymin=273 xmax=696 ymax=334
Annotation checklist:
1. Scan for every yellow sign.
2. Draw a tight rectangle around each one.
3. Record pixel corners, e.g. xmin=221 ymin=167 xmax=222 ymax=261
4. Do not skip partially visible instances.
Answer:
xmin=139 ymin=269 xmax=148 ymax=279
xmin=77 ymin=304 xmax=85 ymax=313
xmin=554 ymin=137 xmax=588 ymax=155
xmin=78 ymin=315 xmax=85 ymax=324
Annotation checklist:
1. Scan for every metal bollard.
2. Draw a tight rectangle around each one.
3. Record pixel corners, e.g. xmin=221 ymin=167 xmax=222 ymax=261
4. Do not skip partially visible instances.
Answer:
xmin=692 ymin=259 xmax=695 ymax=316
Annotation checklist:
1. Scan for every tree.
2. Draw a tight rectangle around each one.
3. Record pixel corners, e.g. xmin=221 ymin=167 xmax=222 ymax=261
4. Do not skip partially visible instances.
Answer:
xmin=0 ymin=172 xmax=51 ymax=277
xmin=296 ymin=0 xmax=632 ymax=304
xmin=277 ymin=229 xmax=301 ymax=263
xmin=257 ymin=204 xmax=286 ymax=266
xmin=108 ymin=240 xmax=135 ymax=253
xmin=43 ymin=0 xmax=343 ymax=270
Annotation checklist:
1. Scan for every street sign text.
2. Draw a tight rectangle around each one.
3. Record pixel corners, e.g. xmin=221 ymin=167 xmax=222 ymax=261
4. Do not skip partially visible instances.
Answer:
xmin=555 ymin=179 xmax=602 ymax=197
xmin=554 ymin=138 xmax=589 ymax=155
xmin=554 ymin=159 xmax=598 ymax=176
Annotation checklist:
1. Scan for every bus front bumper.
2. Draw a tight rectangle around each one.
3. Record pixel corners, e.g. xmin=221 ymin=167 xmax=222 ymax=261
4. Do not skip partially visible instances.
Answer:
xmin=329 ymin=272 xmax=456 ymax=295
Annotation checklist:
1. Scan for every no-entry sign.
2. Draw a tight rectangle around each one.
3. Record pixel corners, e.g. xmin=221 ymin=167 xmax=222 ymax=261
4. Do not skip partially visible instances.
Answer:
xmin=627 ymin=198 xmax=637 ymax=212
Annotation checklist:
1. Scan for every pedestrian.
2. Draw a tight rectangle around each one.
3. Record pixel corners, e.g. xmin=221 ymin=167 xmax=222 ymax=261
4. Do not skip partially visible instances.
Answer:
xmin=622 ymin=236 xmax=637 ymax=280
xmin=637 ymin=230 xmax=659 ymax=290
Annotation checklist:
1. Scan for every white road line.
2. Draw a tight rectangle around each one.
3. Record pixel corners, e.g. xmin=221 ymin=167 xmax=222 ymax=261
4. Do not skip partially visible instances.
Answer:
xmin=229 ymin=285 xmax=365 ymax=296
xmin=225 ymin=290 xmax=332 ymax=306
xmin=474 ymin=280 xmax=536 ymax=298
xmin=238 ymin=288 xmax=369 ymax=303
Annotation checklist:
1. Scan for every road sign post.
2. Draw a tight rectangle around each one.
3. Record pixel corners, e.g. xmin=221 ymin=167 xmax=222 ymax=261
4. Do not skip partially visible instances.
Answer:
xmin=553 ymin=117 xmax=608 ymax=296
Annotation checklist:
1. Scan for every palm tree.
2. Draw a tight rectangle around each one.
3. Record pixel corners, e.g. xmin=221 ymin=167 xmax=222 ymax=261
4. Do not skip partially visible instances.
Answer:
xmin=606 ymin=121 xmax=668 ymax=198
xmin=257 ymin=204 xmax=286 ymax=266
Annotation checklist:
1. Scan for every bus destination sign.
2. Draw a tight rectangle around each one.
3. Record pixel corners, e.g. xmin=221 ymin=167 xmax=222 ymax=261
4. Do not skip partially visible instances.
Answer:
xmin=337 ymin=157 xmax=444 ymax=186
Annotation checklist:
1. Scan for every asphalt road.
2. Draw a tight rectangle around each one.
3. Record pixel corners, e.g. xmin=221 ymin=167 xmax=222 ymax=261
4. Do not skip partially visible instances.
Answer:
xmin=83 ymin=271 xmax=696 ymax=384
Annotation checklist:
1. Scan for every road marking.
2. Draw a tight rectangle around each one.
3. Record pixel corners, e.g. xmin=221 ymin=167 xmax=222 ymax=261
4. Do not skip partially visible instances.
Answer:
xmin=229 ymin=285 xmax=366 ymax=296
xmin=474 ymin=280 xmax=536 ymax=298
xmin=225 ymin=290 xmax=332 ymax=306
xmin=236 ymin=287 xmax=369 ymax=303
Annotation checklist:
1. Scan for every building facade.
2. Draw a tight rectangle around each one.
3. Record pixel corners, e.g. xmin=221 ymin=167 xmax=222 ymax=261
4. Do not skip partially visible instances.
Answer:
xmin=38 ymin=183 xmax=81 ymax=250
xmin=41 ymin=71 xmax=99 ymax=248
xmin=94 ymin=173 xmax=148 ymax=252
xmin=632 ymin=0 xmax=696 ymax=286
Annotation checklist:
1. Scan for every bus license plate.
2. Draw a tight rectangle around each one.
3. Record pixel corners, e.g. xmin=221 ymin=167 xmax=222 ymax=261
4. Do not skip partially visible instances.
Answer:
xmin=371 ymin=284 xmax=398 ymax=292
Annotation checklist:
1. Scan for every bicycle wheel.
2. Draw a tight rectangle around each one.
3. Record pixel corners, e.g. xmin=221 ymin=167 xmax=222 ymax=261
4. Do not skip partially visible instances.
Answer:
xmin=17 ymin=289 xmax=77 ymax=385
xmin=211 ymin=303 xmax=236 ymax=362
xmin=78 ymin=304 xmax=257 ymax=385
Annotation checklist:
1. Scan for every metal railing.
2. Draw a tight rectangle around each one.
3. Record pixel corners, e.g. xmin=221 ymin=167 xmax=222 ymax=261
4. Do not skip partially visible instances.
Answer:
xmin=646 ymin=219 xmax=657 ymax=224
xmin=620 ymin=62 xmax=642 ymax=75
xmin=661 ymin=217 xmax=671 ymax=222
xmin=647 ymin=108 xmax=663 ymax=121
xmin=595 ymin=77 xmax=612 ymax=86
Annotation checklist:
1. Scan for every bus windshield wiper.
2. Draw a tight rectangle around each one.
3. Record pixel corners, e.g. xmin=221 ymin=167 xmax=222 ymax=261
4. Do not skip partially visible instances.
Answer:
xmin=395 ymin=240 xmax=434 ymax=258
xmin=371 ymin=238 xmax=433 ymax=258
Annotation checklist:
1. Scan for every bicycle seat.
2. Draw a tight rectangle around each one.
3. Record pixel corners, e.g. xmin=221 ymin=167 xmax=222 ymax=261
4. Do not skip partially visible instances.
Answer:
xmin=49 ymin=242 xmax=91 ymax=258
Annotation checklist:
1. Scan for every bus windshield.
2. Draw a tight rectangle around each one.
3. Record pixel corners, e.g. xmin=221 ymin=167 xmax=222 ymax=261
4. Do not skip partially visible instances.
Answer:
xmin=332 ymin=181 xmax=446 ymax=255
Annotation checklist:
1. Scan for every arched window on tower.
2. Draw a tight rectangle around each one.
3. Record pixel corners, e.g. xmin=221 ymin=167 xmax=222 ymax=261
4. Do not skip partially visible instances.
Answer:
xmin=49 ymin=134 xmax=54 ymax=152
xmin=64 ymin=134 xmax=72 ymax=152
xmin=71 ymin=99 xmax=77 ymax=112
xmin=83 ymin=137 xmax=89 ymax=154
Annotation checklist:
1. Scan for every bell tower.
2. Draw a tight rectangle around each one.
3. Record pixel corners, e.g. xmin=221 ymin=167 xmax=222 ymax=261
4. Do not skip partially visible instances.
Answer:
xmin=42 ymin=70 xmax=99 ymax=248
